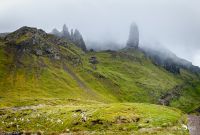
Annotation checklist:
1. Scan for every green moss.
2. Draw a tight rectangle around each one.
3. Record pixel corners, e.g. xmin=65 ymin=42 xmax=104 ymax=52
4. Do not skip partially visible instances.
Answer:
xmin=0 ymin=102 xmax=188 ymax=134
xmin=15 ymin=33 xmax=30 ymax=44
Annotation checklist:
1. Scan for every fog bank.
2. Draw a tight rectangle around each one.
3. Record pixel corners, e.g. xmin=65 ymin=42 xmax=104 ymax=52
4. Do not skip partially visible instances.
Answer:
xmin=0 ymin=0 xmax=200 ymax=66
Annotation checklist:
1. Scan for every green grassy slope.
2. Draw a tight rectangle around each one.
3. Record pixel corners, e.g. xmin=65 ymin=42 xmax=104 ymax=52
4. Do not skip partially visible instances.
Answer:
xmin=0 ymin=27 xmax=200 ymax=134
xmin=79 ymin=49 xmax=200 ymax=113
xmin=1 ymin=38 xmax=200 ymax=111
xmin=0 ymin=41 xmax=113 ymax=107
xmin=170 ymin=81 xmax=200 ymax=113
xmin=79 ymin=50 xmax=183 ymax=103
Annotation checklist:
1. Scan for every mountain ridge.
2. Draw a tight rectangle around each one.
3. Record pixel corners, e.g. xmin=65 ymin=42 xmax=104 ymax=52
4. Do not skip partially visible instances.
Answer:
xmin=0 ymin=26 xmax=200 ymax=134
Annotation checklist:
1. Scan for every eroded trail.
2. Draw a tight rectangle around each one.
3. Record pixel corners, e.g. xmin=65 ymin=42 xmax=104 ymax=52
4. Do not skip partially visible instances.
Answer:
xmin=62 ymin=64 xmax=98 ymax=98
xmin=188 ymin=115 xmax=200 ymax=135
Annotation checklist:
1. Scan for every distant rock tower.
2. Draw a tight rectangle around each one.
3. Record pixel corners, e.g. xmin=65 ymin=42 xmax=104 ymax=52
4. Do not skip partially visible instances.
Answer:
xmin=51 ymin=24 xmax=87 ymax=51
xmin=62 ymin=24 xmax=71 ymax=40
xmin=126 ymin=23 xmax=139 ymax=48
xmin=72 ymin=29 xmax=87 ymax=51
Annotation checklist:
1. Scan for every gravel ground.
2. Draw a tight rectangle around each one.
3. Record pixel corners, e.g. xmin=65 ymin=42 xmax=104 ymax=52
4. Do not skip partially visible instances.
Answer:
xmin=188 ymin=115 xmax=200 ymax=135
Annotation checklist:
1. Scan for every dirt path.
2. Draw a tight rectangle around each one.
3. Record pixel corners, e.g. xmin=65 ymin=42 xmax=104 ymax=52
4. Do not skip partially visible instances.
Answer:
xmin=188 ymin=115 xmax=200 ymax=135
xmin=0 ymin=104 xmax=46 ymax=111
xmin=62 ymin=64 xmax=98 ymax=98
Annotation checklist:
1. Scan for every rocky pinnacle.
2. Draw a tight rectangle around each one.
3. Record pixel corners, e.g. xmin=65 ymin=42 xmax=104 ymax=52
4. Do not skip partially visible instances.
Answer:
xmin=126 ymin=22 xmax=139 ymax=48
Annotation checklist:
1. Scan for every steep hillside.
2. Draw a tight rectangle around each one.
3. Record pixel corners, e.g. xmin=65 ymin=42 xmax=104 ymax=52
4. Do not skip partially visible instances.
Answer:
xmin=81 ymin=49 xmax=200 ymax=112
xmin=0 ymin=26 xmax=200 ymax=134
xmin=0 ymin=26 xmax=111 ymax=107
xmin=0 ymin=27 xmax=200 ymax=110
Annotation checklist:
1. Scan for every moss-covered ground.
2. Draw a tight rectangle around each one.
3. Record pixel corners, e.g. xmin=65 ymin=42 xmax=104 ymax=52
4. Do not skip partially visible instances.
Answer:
xmin=0 ymin=100 xmax=188 ymax=134
xmin=0 ymin=38 xmax=199 ymax=134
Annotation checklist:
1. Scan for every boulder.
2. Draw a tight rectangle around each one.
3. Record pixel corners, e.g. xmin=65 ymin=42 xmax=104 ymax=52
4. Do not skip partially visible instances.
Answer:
xmin=89 ymin=56 xmax=98 ymax=64
xmin=35 ymin=50 xmax=43 ymax=56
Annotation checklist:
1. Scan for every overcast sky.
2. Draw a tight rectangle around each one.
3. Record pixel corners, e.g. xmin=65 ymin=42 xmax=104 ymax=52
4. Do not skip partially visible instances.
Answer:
xmin=0 ymin=0 xmax=200 ymax=66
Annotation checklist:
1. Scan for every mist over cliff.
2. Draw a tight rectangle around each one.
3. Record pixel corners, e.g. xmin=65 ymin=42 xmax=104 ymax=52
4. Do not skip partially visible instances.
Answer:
xmin=1 ymin=0 xmax=200 ymax=66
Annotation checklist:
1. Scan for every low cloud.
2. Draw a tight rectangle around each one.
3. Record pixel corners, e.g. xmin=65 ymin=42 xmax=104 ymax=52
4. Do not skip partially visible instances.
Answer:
xmin=0 ymin=0 xmax=200 ymax=66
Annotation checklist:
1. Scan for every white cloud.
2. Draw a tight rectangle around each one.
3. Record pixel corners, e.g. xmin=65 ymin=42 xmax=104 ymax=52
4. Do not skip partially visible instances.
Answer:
xmin=192 ymin=51 xmax=200 ymax=66
xmin=0 ymin=0 xmax=200 ymax=66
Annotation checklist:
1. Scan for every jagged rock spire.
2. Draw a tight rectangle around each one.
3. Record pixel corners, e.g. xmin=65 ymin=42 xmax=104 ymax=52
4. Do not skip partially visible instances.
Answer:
xmin=62 ymin=24 xmax=71 ymax=39
xmin=73 ymin=29 xmax=82 ymax=41
xmin=73 ymin=29 xmax=87 ymax=51
xmin=70 ymin=29 xmax=74 ymax=41
xmin=51 ymin=25 xmax=87 ymax=51
xmin=126 ymin=22 xmax=139 ymax=48
xmin=63 ymin=24 xmax=68 ymax=32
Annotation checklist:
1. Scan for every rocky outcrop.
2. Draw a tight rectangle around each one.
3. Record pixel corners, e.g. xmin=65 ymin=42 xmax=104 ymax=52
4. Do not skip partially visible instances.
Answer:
xmin=4 ymin=27 xmax=60 ymax=60
xmin=163 ymin=59 xmax=180 ymax=74
xmin=5 ymin=26 xmax=47 ymax=43
xmin=4 ymin=26 xmax=81 ymax=65
xmin=147 ymin=54 xmax=180 ymax=74
xmin=89 ymin=56 xmax=98 ymax=64
xmin=51 ymin=24 xmax=87 ymax=51
xmin=158 ymin=85 xmax=183 ymax=105
xmin=126 ymin=23 xmax=139 ymax=48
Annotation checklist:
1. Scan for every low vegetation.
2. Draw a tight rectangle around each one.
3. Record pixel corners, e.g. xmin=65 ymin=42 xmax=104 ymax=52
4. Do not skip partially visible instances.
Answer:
xmin=0 ymin=27 xmax=200 ymax=134
xmin=0 ymin=100 xmax=188 ymax=134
